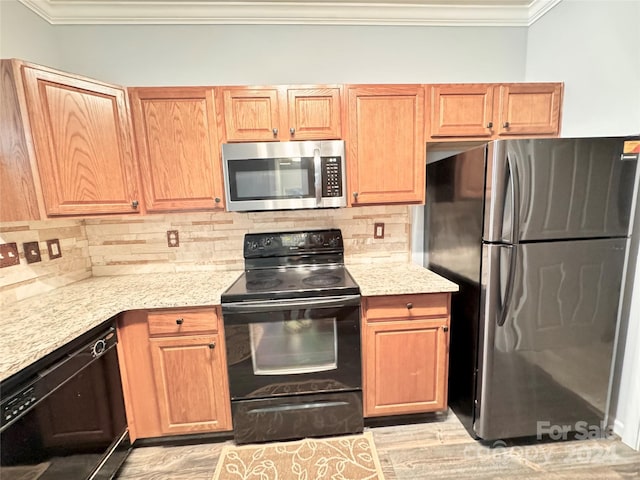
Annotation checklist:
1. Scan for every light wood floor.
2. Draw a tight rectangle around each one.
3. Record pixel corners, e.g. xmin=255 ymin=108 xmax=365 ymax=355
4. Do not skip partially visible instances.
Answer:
xmin=116 ymin=411 xmax=640 ymax=479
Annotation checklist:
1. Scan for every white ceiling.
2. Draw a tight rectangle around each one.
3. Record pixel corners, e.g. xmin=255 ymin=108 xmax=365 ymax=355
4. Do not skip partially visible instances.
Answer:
xmin=18 ymin=0 xmax=563 ymax=26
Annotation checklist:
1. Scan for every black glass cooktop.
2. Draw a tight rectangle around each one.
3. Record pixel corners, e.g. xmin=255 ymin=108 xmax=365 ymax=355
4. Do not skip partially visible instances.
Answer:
xmin=221 ymin=229 xmax=360 ymax=302
xmin=221 ymin=265 xmax=360 ymax=302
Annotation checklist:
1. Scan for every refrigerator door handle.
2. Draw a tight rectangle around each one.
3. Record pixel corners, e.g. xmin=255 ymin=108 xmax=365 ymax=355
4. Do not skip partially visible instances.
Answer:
xmin=506 ymin=152 xmax=520 ymax=245
xmin=497 ymin=244 xmax=517 ymax=327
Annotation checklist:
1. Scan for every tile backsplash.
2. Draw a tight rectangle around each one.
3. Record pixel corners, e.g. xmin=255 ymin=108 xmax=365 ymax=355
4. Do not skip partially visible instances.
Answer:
xmin=0 ymin=206 xmax=411 ymax=304
xmin=0 ymin=219 xmax=92 ymax=305
xmin=86 ymin=206 xmax=411 ymax=275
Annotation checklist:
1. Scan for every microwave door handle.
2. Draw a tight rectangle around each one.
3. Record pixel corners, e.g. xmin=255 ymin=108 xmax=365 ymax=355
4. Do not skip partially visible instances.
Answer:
xmin=314 ymin=148 xmax=322 ymax=206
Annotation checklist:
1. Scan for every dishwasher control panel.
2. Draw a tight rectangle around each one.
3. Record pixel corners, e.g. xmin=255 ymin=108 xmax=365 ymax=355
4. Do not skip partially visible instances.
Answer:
xmin=1 ymin=386 xmax=36 ymax=428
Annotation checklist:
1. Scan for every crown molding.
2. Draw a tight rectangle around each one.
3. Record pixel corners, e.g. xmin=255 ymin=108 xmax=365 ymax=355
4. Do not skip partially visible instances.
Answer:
xmin=18 ymin=0 xmax=562 ymax=26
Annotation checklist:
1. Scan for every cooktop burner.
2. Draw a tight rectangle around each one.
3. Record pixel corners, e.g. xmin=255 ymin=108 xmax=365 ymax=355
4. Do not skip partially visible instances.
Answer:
xmin=221 ymin=229 xmax=360 ymax=302
xmin=246 ymin=278 xmax=283 ymax=290
xmin=302 ymin=274 xmax=342 ymax=287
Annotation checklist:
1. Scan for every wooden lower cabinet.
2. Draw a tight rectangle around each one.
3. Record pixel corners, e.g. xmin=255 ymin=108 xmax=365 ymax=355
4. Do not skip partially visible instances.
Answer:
xmin=361 ymin=293 xmax=451 ymax=417
xmin=116 ymin=307 xmax=232 ymax=440
xmin=149 ymin=335 xmax=230 ymax=435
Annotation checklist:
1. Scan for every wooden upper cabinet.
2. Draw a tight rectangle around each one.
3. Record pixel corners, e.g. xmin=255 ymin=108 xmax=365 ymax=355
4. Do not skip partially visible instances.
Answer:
xmin=129 ymin=88 xmax=225 ymax=212
xmin=426 ymin=82 xmax=563 ymax=141
xmin=286 ymin=87 xmax=342 ymax=140
xmin=219 ymin=87 xmax=281 ymax=142
xmin=497 ymin=83 xmax=563 ymax=136
xmin=429 ymin=84 xmax=494 ymax=138
xmin=346 ymin=85 xmax=425 ymax=205
xmin=21 ymin=64 xmax=140 ymax=216
xmin=218 ymin=86 xmax=342 ymax=142
xmin=0 ymin=60 xmax=43 ymax=221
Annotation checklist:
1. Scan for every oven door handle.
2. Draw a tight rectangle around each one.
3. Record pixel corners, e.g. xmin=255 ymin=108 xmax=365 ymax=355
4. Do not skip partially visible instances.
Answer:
xmin=222 ymin=294 xmax=361 ymax=315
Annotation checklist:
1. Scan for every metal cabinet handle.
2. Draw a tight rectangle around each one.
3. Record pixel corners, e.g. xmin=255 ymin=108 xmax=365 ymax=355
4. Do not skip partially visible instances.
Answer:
xmin=406 ymin=302 xmax=413 ymax=310
xmin=486 ymin=122 xmax=493 ymax=128
xmin=290 ymin=127 xmax=295 ymax=135
xmin=503 ymin=122 xmax=510 ymax=128
xmin=175 ymin=318 xmax=184 ymax=325
xmin=353 ymin=192 xmax=359 ymax=200
xmin=131 ymin=200 xmax=139 ymax=209
xmin=272 ymin=128 xmax=278 ymax=136
xmin=214 ymin=197 xmax=221 ymax=203
xmin=208 ymin=342 xmax=216 ymax=349
xmin=443 ymin=325 xmax=449 ymax=332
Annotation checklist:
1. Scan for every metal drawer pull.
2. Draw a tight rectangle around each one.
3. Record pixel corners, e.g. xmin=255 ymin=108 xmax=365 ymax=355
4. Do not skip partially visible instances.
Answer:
xmin=406 ymin=302 xmax=413 ymax=310
xmin=175 ymin=318 xmax=184 ymax=325
xmin=443 ymin=325 xmax=449 ymax=332
xmin=209 ymin=342 xmax=216 ymax=349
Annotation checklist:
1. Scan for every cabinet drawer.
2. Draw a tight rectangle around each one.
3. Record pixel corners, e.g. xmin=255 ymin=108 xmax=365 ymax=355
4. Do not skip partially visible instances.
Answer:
xmin=148 ymin=309 xmax=219 ymax=336
xmin=364 ymin=293 xmax=449 ymax=321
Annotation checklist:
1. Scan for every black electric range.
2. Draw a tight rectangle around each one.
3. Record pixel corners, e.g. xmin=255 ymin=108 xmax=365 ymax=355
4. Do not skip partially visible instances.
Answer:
xmin=220 ymin=229 xmax=364 ymax=444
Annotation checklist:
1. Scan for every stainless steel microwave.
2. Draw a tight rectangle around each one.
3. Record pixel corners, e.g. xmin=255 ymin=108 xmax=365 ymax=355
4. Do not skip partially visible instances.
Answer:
xmin=222 ymin=140 xmax=346 ymax=212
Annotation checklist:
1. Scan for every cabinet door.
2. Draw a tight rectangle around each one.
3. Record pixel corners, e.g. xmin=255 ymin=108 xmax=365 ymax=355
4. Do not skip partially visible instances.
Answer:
xmin=429 ymin=84 xmax=494 ymax=138
xmin=363 ymin=318 xmax=449 ymax=417
xmin=130 ymin=88 xmax=225 ymax=212
xmin=347 ymin=85 xmax=425 ymax=205
xmin=21 ymin=65 xmax=140 ymax=216
xmin=1 ymin=60 xmax=43 ymax=221
xmin=286 ymin=87 xmax=342 ymax=140
xmin=149 ymin=335 xmax=231 ymax=435
xmin=220 ymin=87 xmax=280 ymax=142
xmin=497 ymin=83 xmax=562 ymax=136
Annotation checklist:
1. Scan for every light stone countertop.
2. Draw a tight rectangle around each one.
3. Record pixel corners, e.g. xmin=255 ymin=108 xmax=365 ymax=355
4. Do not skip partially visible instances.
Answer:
xmin=347 ymin=262 xmax=459 ymax=296
xmin=1 ymin=263 xmax=458 ymax=383
xmin=0 ymin=271 xmax=242 ymax=382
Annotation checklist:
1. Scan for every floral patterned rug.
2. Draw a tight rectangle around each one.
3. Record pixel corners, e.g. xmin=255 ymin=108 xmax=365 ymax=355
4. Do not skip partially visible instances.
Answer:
xmin=213 ymin=432 xmax=385 ymax=480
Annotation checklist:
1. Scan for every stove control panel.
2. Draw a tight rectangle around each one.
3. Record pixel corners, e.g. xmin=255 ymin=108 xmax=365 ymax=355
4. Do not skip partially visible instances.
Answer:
xmin=244 ymin=230 xmax=344 ymax=257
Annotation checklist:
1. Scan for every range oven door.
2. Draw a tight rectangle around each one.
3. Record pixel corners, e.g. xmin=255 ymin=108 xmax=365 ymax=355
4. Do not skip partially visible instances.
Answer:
xmin=222 ymin=294 xmax=362 ymax=443
xmin=222 ymin=295 xmax=361 ymax=400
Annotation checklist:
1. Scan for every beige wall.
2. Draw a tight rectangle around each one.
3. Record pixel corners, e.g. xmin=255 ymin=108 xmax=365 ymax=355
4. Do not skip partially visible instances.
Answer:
xmin=0 ymin=219 xmax=92 ymax=305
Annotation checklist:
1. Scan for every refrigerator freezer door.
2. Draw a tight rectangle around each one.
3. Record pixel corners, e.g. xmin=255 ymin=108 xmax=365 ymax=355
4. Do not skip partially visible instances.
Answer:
xmin=475 ymin=238 xmax=627 ymax=440
xmin=484 ymin=138 xmax=637 ymax=243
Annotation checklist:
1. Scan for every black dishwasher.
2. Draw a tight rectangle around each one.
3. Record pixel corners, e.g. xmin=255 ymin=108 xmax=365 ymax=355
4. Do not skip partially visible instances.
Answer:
xmin=0 ymin=319 xmax=131 ymax=480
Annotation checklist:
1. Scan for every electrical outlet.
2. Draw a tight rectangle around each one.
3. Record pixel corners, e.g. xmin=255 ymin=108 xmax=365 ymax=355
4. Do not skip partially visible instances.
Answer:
xmin=167 ymin=230 xmax=180 ymax=247
xmin=0 ymin=243 xmax=20 ymax=268
xmin=47 ymin=239 xmax=62 ymax=259
xmin=23 ymin=241 xmax=42 ymax=263
xmin=374 ymin=223 xmax=385 ymax=239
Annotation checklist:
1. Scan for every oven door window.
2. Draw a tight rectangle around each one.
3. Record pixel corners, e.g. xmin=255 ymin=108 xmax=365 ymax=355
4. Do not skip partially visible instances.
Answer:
xmin=249 ymin=311 xmax=337 ymax=375
xmin=223 ymin=302 xmax=361 ymax=399
xmin=227 ymin=157 xmax=315 ymax=201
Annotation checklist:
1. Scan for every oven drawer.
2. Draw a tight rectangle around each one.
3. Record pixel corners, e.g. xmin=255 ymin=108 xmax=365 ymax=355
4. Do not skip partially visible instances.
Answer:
xmin=231 ymin=391 xmax=363 ymax=444
xmin=148 ymin=309 xmax=219 ymax=336
xmin=364 ymin=293 xmax=449 ymax=321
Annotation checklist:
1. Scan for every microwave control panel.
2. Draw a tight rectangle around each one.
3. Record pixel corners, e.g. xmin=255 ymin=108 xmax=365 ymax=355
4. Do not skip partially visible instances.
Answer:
xmin=321 ymin=157 xmax=343 ymax=197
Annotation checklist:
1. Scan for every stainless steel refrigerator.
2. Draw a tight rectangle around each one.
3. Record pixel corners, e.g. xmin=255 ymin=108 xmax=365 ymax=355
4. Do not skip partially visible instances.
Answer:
xmin=425 ymin=137 xmax=638 ymax=440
